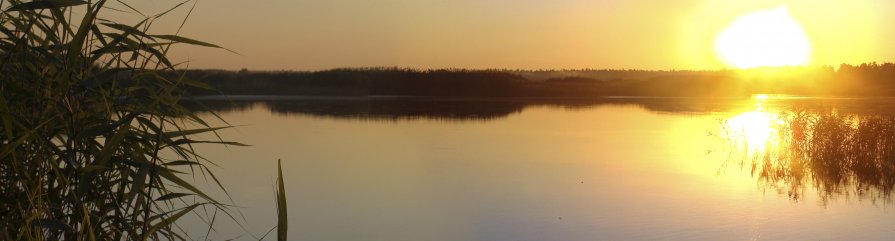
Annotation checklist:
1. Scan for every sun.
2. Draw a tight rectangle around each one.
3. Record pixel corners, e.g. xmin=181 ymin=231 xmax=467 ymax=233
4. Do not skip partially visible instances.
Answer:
xmin=714 ymin=6 xmax=811 ymax=69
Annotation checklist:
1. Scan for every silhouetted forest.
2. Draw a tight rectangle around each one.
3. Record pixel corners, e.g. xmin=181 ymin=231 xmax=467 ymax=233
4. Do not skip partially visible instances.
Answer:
xmin=180 ymin=63 xmax=895 ymax=98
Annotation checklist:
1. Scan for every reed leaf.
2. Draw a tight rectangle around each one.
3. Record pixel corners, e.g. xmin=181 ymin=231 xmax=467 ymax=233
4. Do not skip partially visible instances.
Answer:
xmin=6 ymin=0 xmax=87 ymax=12
xmin=151 ymin=34 xmax=219 ymax=48
xmin=275 ymin=159 xmax=288 ymax=241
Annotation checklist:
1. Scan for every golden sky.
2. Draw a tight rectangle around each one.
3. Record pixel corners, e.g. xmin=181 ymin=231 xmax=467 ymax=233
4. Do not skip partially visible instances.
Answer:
xmin=122 ymin=0 xmax=895 ymax=70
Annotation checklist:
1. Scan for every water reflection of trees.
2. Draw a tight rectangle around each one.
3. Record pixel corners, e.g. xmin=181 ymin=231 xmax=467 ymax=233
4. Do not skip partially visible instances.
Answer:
xmin=185 ymin=97 xmax=756 ymax=121
xmin=722 ymin=112 xmax=895 ymax=203
xmin=187 ymin=98 xmax=528 ymax=121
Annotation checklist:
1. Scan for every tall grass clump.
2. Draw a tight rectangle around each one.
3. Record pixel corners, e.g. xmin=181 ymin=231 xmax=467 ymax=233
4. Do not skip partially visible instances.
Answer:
xmin=721 ymin=111 xmax=895 ymax=203
xmin=0 ymin=0 xmax=242 ymax=240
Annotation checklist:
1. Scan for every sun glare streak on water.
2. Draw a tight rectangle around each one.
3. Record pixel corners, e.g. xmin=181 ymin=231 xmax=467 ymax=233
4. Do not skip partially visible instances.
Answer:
xmin=724 ymin=96 xmax=780 ymax=153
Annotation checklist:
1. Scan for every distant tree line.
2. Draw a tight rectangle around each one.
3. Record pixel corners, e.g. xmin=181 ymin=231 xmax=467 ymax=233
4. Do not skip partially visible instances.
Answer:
xmin=178 ymin=63 xmax=895 ymax=98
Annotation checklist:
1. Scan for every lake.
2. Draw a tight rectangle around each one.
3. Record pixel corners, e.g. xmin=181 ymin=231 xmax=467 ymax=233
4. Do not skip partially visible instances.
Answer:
xmin=182 ymin=96 xmax=895 ymax=240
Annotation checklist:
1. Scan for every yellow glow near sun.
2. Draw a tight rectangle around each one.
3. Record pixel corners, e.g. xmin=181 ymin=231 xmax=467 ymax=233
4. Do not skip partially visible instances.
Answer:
xmin=715 ymin=6 xmax=812 ymax=69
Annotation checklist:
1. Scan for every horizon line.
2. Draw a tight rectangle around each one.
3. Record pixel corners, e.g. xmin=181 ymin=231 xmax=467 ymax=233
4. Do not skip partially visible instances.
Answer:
xmin=186 ymin=62 xmax=894 ymax=73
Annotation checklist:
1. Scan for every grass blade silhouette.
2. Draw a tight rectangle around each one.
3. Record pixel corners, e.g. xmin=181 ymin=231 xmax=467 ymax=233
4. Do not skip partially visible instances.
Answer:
xmin=276 ymin=159 xmax=288 ymax=241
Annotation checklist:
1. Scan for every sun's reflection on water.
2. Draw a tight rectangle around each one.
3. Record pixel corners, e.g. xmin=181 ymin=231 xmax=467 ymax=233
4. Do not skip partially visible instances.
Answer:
xmin=723 ymin=95 xmax=781 ymax=154
xmin=725 ymin=111 xmax=778 ymax=153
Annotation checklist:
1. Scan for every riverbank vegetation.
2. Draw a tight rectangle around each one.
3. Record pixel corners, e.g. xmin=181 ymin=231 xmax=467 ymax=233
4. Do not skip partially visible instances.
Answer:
xmin=0 ymin=0 xmax=275 ymax=240
xmin=721 ymin=112 xmax=895 ymax=203
xmin=182 ymin=63 xmax=895 ymax=98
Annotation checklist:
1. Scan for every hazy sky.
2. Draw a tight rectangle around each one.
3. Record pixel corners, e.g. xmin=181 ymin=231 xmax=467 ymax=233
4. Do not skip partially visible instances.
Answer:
xmin=119 ymin=0 xmax=895 ymax=70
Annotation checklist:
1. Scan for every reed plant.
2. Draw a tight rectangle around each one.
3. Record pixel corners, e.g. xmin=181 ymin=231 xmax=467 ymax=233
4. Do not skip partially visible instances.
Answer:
xmin=721 ymin=111 xmax=895 ymax=202
xmin=0 ymin=0 xmax=262 ymax=240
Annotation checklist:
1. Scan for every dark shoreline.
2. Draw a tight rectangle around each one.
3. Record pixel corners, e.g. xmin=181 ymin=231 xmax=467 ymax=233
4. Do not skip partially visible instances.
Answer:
xmin=189 ymin=94 xmax=895 ymax=101
xmin=180 ymin=65 xmax=895 ymax=98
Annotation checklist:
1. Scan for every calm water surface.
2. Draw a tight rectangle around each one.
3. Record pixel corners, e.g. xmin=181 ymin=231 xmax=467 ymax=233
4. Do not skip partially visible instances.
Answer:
xmin=183 ymin=96 xmax=895 ymax=240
